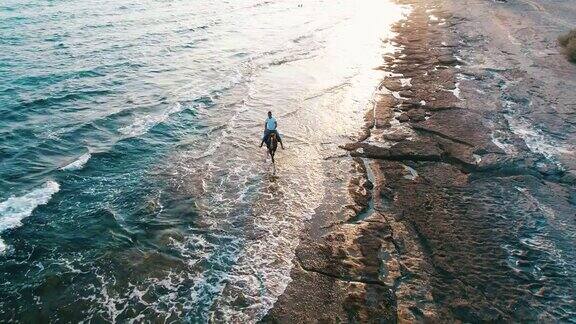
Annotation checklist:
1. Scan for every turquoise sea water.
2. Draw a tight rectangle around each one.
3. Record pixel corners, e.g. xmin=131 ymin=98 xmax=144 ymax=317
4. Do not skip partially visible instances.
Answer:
xmin=0 ymin=0 xmax=405 ymax=321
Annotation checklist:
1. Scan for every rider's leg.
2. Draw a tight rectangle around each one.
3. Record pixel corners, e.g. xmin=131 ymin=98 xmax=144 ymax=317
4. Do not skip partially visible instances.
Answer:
xmin=260 ymin=129 xmax=271 ymax=147
xmin=275 ymin=130 xmax=285 ymax=149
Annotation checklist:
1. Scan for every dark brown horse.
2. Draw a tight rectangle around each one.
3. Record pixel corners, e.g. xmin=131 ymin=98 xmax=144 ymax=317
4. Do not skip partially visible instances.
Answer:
xmin=266 ymin=132 xmax=278 ymax=164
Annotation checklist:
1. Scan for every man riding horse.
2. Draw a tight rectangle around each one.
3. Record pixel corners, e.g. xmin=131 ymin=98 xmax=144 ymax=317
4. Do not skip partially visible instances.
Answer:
xmin=260 ymin=111 xmax=285 ymax=150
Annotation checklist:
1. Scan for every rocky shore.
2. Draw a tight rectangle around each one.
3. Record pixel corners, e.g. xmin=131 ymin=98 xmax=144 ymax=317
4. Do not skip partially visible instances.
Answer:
xmin=264 ymin=0 xmax=575 ymax=322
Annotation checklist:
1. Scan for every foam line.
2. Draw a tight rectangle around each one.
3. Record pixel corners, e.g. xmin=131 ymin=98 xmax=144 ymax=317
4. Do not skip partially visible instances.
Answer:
xmin=0 ymin=181 xmax=60 ymax=254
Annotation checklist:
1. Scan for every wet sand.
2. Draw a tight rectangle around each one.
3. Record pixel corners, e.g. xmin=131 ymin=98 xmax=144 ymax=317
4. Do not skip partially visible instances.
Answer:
xmin=264 ymin=0 xmax=576 ymax=322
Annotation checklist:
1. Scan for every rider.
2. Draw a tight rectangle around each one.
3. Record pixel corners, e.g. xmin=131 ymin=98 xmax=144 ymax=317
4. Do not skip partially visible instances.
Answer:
xmin=260 ymin=111 xmax=284 ymax=149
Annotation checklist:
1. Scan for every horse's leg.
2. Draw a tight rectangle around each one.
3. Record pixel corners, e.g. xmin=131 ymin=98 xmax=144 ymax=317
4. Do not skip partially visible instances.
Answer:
xmin=270 ymin=149 xmax=275 ymax=164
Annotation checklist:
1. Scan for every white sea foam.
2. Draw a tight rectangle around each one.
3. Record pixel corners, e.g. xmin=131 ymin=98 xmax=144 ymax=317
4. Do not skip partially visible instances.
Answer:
xmin=119 ymin=102 xmax=184 ymax=137
xmin=504 ymin=102 xmax=572 ymax=168
xmin=119 ymin=67 xmax=248 ymax=139
xmin=168 ymin=144 xmax=328 ymax=322
xmin=61 ymin=152 xmax=91 ymax=171
xmin=0 ymin=181 xmax=60 ymax=254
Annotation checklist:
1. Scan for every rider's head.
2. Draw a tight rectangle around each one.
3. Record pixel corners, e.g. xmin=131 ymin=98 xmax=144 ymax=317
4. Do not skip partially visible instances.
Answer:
xmin=268 ymin=111 xmax=272 ymax=118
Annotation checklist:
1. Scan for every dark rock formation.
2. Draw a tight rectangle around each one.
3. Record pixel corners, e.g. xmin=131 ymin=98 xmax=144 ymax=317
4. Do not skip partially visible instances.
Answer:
xmin=265 ymin=0 xmax=576 ymax=321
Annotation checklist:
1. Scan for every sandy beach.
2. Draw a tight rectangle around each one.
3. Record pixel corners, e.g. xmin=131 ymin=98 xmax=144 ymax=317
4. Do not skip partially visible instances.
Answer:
xmin=264 ymin=0 xmax=576 ymax=321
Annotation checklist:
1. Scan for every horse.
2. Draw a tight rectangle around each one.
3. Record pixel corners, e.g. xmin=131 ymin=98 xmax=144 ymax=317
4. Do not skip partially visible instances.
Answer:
xmin=266 ymin=132 xmax=278 ymax=164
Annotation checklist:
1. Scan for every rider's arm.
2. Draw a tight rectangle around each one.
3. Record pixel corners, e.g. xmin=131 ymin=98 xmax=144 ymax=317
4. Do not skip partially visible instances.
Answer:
xmin=274 ymin=121 xmax=277 ymax=130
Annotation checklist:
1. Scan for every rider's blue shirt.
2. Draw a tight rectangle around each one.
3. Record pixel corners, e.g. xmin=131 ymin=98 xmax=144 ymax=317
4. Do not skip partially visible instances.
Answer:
xmin=266 ymin=117 xmax=277 ymax=130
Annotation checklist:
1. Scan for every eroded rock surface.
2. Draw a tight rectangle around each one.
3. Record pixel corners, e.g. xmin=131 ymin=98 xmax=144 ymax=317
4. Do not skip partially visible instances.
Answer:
xmin=264 ymin=0 xmax=576 ymax=322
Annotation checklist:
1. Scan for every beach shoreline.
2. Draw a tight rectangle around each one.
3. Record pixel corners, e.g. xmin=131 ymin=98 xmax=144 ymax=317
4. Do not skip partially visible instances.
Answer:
xmin=264 ymin=0 xmax=576 ymax=321
xmin=1 ymin=0 xmax=574 ymax=321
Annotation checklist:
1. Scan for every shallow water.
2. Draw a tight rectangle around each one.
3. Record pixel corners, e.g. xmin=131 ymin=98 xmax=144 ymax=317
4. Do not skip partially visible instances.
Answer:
xmin=0 ymin=0 xmax=405 ymax=321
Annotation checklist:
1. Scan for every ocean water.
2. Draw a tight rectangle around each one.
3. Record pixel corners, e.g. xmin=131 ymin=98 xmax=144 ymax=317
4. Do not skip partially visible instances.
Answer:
xmin=0 ymin=0 xmax=405 ymax=321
